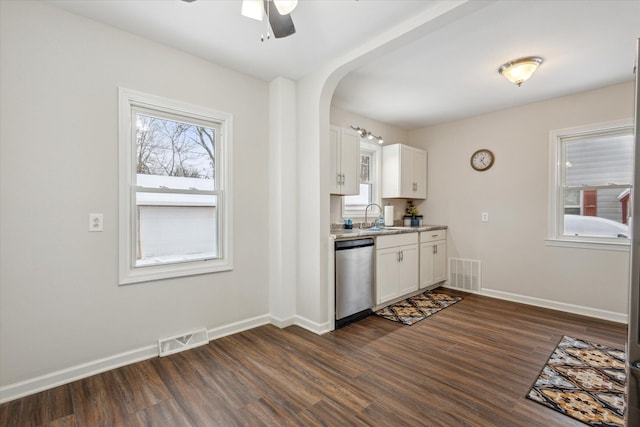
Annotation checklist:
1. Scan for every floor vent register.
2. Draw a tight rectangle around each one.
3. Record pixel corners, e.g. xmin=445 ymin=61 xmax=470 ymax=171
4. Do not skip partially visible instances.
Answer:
xmin=158 ymin=328 xmax=209 ymax=357
xmin=448 ymin=258 xmax=481 ymax=291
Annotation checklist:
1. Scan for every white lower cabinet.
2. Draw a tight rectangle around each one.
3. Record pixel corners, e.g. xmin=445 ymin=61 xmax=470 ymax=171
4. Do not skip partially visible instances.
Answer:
xmin=376 ymin=233 xmax=419 ymax=305
xmin=419 ymin=230 xmax=447 ymax=288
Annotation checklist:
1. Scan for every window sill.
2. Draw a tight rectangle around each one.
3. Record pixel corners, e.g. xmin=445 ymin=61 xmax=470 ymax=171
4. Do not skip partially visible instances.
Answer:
xmin=544 ymin=238 xmax=630 ymax=252
xmin=119 ymin=257 xmax=232 ymax=285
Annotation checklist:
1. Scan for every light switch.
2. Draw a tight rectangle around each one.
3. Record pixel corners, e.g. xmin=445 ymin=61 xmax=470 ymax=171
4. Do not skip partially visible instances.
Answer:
xmin=89 ymin=213 xmax=104 ymax=232
xmin=481 ymin=212 xmax=489 ymax=222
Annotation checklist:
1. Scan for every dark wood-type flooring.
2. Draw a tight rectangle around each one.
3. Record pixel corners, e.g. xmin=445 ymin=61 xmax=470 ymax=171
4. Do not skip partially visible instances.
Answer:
xmin=0 ymin=289 xmax=628 ymax=426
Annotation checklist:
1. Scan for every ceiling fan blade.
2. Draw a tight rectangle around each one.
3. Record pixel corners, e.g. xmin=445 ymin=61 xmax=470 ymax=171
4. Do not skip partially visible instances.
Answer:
xmin=264 ymin=0 xmax=296 ymax=39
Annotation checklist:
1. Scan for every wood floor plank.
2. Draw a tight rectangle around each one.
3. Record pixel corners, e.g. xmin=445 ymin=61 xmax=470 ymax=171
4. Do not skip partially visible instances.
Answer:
xmin=236 ymin=396 xmax=309 ymax=427
xmin=0 ymin=384 xmax=73 ymax=427
xmin=69 ymin=371 xmax=130 ymax=427
xmin=0 ymin=288 xmax=628 ymax=426
xmin=40 ymin=414 xmax=77 ymax=427
xmin=149 ymin=353 xmax=244 ymax=426
xmin=110 ymin=361 xmax=171 ymax=415
xmin=130 ymin=398 xmax=194 ymax=427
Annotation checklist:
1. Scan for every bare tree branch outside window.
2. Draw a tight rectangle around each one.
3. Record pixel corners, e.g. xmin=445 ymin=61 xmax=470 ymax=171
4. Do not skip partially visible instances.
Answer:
xmin=135 ymin=113 xmax=215 ymax=181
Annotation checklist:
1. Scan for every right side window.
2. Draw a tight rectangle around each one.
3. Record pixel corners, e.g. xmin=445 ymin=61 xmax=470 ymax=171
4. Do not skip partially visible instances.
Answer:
xmin=550 ymin=121 xmax=633 ymax=246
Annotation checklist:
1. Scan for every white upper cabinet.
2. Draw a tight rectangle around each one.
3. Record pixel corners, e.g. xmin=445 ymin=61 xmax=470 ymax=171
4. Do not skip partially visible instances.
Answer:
xmin=382 ymin=144 xmax=427 ymax=199
xmin=330 ymin=126 xmax=359 ymax=195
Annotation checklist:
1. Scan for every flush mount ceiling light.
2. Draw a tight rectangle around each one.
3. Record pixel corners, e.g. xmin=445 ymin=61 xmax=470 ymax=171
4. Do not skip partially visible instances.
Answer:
xmin=350 ymin=126 xmax=384 ymax=144
xmin=498 ymin=56 xmax=543 ymax=87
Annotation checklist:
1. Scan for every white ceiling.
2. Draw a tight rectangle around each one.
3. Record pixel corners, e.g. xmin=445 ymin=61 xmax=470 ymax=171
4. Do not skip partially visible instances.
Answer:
xmin=49 ymin=0 xmax=640 ymax=130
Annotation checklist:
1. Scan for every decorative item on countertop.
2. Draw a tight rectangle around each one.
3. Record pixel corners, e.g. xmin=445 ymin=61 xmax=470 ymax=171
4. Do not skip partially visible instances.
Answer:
xmin=406 ymin=201 xmax=419 ymax=227
xmin=344 ymin=218 xmax=353 ymax=230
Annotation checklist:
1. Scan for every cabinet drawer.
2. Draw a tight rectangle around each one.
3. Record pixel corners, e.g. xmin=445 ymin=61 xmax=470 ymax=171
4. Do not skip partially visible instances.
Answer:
xmin=376 ymin=233 xmax=418 ymax=250
xmin=420 ymin=229 xmax=446 ymax=243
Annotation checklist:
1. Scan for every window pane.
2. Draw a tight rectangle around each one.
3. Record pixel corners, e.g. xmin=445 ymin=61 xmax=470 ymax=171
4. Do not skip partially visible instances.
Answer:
xmin=136 ymin=193 xmax=218 ymax=266
xmin=563 ymin=189 xmax=581 ymax=211
xmin=135 ymin=113 xmax=215 ymax=190
xmin=562 ymin=188 xmax=630 ymax=239
xmin=344 ymin=183 xmax=372 ymax=210
xmin=360 ymin=154 xmax=371 ymax=182
xmin=564 ymin=133 xmax=633 ymax=187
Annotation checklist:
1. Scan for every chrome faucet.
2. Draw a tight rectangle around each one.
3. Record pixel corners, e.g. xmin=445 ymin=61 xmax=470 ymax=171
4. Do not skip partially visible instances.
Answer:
xmin=364 ymin=203 xmax=382 ymax=228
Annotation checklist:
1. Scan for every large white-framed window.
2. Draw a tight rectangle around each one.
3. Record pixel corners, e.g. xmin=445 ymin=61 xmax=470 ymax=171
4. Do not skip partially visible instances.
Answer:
xmin=547 ymin=119 xmax=633 ymax=250
xmin=342 ymin=141 xmax=381 ymax=218
xmin=119 ymin=88 xmax=233 ymax=285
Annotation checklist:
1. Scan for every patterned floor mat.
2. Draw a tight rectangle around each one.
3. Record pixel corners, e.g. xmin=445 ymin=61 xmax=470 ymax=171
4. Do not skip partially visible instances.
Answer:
xmin=527 ymin=335 xmax=626 ymax=427
xmin=374 ymin=291 xmax=462 ymax=325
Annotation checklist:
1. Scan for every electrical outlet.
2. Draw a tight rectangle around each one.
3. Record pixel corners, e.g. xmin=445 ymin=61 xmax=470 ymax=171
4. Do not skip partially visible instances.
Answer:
xmin=481 ymin=212 xmax=489 ymax=222
xmin=89 ymin=213 xmax=104 ymax=232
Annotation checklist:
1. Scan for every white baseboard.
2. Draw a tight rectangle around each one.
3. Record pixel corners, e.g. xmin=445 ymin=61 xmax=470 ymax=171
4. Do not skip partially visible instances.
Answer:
xmin=269 ymin=315 xmax=296 ymax=328
xmin=269 ymin=314 xmax=332 ymax=334
xmin=291 ymin=315 xmax=332 ymax=335
xmin=444 ymin=285 xmax=628 ymax=324
xmin=207 ymin=314 xmax=271 ymax=341
xmin=0 ymin=313 xmax=272 ymax=404
xmin=0 ymin=344 xmax=158 ymax=404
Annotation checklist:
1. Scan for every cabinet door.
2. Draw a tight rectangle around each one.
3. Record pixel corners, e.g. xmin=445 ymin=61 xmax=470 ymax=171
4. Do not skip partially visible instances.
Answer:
xmin=329 ymin=126 xmax=340 ymax=194
xmin=419 ymin=241 xmax=436 ymax=288
xmin=398 ymin=244 xmax=419 ymax=296
xmin=381 ymin=144 xmax=400 ymax=198
xmin=413 ymin=149 xmax=427 ymax=199
xmin=340 ymin=128 xmax=360 ymax=196
xmin=433 ymin=240 xmax=447 ymax=284
xmin=400 ymin=145 xmax=415 ymax=198
xmin=376 ymin=247 xmax=400 ymax=304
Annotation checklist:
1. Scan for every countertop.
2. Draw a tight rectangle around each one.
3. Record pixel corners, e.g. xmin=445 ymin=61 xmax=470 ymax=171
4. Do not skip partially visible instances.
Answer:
xmin=331 ymin=225 xmax=447 ymax=240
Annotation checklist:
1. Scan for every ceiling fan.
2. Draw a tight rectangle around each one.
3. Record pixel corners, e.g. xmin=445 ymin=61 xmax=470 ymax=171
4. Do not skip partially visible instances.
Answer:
xmin=182 ymin=0 xmax=297 ymax=40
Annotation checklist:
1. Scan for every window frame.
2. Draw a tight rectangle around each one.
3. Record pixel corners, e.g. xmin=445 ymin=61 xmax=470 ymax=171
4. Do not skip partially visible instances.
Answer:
xmin=547 ymin=119 xmax=632 ymax=251
xmin=118 ymin=88 xmax=233 ymax=285
xmin=342 ymin=140 xmax=382 ymax=219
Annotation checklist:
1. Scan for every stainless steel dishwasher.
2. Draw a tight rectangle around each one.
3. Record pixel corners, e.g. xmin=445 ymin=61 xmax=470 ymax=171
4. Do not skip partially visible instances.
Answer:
xmin=335 ymin=238 xmax=375 ymax=328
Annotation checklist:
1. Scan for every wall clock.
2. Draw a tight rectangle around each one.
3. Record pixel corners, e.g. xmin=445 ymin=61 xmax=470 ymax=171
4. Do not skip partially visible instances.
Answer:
xmin=470 ymin=149 xmax=495 ymax=171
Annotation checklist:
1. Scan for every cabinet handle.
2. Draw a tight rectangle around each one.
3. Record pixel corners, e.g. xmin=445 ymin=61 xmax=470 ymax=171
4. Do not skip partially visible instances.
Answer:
xmin=336 ymin=174 xmax=341 ymax=185
xmin=400 ymin=250 xmax=404 ymax=261
xmin=433 ymin=245 xmax=437 ymax=254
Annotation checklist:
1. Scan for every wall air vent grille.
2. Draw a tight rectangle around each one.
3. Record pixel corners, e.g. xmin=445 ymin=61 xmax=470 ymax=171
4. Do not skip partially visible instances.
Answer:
xmin=448 ymin=258 xmax=481 ymax=291
xmin=158 ymin=328 xmax=209 ymax=357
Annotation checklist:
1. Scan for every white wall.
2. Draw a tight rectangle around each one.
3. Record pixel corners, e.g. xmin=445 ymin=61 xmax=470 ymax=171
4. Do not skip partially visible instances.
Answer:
xmin=408 ymin=82 xmax=634 ymax=318
xmin=0 ymin=0 xmax=270 ymax=393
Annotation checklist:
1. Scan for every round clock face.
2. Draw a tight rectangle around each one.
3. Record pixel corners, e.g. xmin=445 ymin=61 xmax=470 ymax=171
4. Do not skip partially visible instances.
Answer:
xmin=470 ymin=149 xmax=495 ymax=171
